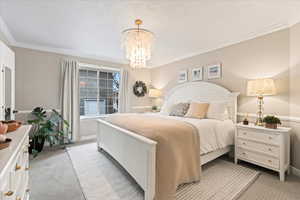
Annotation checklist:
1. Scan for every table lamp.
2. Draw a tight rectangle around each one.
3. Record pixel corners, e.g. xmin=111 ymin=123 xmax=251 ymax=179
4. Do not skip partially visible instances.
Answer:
xmin=149 ymin=88 xmax=162 ymax=98
xmin=247 ymin=78 xmax=276 ymax=126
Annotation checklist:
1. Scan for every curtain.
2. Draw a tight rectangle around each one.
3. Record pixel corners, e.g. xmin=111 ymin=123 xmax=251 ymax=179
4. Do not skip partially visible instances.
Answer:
xmin=118 ymin=69 xmax=129 ymax=113
xmin=60 ymin=60 xmax=80 ymax=142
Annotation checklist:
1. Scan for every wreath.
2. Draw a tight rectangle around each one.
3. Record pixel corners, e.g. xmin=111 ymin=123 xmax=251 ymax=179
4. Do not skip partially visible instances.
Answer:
xmin=133 ymin=81 xmax=147 ymax=97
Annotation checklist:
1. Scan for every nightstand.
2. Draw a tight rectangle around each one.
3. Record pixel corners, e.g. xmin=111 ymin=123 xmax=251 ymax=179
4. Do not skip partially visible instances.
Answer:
xmin=235 ymin=123 xmax=291 ymax=181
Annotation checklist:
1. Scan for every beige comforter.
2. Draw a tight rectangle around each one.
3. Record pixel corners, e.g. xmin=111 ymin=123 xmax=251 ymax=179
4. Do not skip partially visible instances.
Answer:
xmin=105 ymin=114 xmax=201 ymax=200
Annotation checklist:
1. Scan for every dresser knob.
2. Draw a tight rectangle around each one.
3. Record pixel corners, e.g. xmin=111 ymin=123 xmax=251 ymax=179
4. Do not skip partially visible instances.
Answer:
xmin=243 ymin=132 xmax=247 ymax=135
xmin=4 ymin=191 xmax=14 ymax=196
xmin=15 ymin=165 xmax=22 ymax=171
xmin=268 ymin=148 xmax=272 ymax=151
xmin=242 ymin=152 xmax=246 ymax=155
xmin=268 ymin=160 xmax=272 ymax=163
xmin=269 ymin=136 xmax=273 ymax=140
xmin=242 ymin=142 xmax=246 ymax=145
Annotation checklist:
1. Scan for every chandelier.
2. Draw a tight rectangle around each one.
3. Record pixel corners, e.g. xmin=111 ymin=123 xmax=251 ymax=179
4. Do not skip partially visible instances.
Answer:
xmin=122 ymin=19 xmax=154 ymax=68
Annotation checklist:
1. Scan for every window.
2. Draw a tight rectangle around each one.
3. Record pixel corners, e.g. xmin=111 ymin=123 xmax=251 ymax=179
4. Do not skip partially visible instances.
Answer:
xmin=79 ymin=68 xmax=120 ymax=116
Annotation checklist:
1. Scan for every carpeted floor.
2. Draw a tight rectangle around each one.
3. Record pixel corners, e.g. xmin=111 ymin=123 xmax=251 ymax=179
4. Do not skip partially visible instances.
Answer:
xmin=67 ymin=143 xmax=259 ymax=200
xmin=29 ymin=142 xmax=300 ymax=200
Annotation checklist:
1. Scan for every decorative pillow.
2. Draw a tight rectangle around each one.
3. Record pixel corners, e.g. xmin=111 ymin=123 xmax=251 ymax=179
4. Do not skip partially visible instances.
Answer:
xmin=184 ymin=102 xmax=209 ymax=119
xmin=206 ymin=101 xmax=229 ymax=120
xmin=169 ymin=103 xmax=190 ymax=117
xmin=160 ymin=103 xmax=171 ymax=115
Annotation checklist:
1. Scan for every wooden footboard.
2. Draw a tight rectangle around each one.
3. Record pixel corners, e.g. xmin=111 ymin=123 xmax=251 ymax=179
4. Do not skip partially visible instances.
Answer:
xmin=97 ymin=119 xmax=157 ymax=200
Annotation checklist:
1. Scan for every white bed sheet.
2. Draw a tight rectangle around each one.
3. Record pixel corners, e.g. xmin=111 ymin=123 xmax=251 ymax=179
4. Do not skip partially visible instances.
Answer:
xmin=106 ymin=113 xmax=235 ymax=155
xmin=145 ymin=113 xmax=235 ymax=155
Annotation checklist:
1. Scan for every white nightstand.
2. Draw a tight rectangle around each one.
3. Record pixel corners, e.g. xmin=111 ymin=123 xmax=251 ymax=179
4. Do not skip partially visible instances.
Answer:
xmin=235 ymin=123 xmax=291 ymax=181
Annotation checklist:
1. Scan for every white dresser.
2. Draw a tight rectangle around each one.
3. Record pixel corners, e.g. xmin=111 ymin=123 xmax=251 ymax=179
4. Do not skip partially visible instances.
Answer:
xmin=235 ymin=123 xmax=291 ymax=181
xmin=0 ymin=125 xmax=31 ymax=200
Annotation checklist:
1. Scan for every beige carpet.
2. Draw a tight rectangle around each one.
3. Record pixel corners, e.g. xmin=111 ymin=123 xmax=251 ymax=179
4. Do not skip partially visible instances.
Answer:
xmin=67 ymin=143 xmax=259 ymax=200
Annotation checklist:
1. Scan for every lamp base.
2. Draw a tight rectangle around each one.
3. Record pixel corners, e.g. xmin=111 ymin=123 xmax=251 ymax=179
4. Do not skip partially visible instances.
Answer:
xmin=256 ymin=95 xmax=264 ymax=126
xmin=255 ymin=119 xmax=264 ymax=126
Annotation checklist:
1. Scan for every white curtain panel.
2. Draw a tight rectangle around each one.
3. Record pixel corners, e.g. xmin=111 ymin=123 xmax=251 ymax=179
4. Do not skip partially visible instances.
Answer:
xmin=118 ymin=69 xmax=129 ymax=113
xmin=60 ymin=60 xmax=80 ymax=142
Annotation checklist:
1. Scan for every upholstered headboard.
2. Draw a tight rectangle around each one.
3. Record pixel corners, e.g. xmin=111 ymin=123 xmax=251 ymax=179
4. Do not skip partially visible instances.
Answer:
xmin=162 ymin=82 xmax=239 ymax=122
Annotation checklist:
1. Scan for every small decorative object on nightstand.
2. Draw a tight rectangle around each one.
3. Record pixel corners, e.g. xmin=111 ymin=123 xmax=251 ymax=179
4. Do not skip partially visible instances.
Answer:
xmin=243 ymin=113 xmax=249 ymax=125
xmin=235 ymin=123 xmax=291 ymax=181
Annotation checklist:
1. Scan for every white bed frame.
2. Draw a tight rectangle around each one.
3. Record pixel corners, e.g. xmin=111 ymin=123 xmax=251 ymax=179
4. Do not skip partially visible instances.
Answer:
xmin=97 ymin=82 xmax=239 ymax=200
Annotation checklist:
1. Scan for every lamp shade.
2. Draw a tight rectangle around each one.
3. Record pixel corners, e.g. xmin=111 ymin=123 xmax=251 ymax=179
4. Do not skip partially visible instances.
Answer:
xmin=149 ymin=89 xmax=162 ymax=98
xmin=247 ymin=78 xmax=276 ymax=96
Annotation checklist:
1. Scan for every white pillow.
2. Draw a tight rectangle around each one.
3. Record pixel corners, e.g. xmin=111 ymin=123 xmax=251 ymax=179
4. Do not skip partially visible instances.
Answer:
xmin=160 ymin=103 xmax=171 ymax=115
xmin=206 ymin=101 xmax=229 ymax=121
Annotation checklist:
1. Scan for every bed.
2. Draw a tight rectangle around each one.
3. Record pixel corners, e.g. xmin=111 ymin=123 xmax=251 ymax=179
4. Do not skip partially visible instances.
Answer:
xmin=96 ymin=81 xmax=239 ymax=200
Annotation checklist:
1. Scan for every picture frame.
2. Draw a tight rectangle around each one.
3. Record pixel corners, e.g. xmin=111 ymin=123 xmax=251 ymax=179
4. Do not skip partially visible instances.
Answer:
xmin=207 ymin=63 xmax=222 ymax=79
xmin=191 ymin=67 xmax=203 ymax=81
xmin=178 ymin=70 xmax=188 ymax=83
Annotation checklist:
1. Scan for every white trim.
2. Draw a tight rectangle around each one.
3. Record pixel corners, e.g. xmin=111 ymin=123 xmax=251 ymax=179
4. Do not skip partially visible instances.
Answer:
xmin=0 ymin=16 xmax=16 ymax=45
xmin=17 ymin=109 xmax=60 ymax=114
xmin=2 ymin=18 xmax=292 ymax=69
xmin=78 ymin=62 xmax=121 ymax=72
xmin=237 ymin=112 xmax=300 ymax=123
xmin=12 ymin=41 xmax=126 ymax=65
xmin=151 ymin=22 xmax=290 ymax=68
xmin=291 ymin=166 xmax=300 ymax=177
xmin=131 ymin=106 xmax=152 ymax=109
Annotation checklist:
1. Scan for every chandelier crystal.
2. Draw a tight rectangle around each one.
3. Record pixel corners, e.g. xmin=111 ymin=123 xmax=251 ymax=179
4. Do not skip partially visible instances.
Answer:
xmin=122 ymin=19 xmax=154 ymax=68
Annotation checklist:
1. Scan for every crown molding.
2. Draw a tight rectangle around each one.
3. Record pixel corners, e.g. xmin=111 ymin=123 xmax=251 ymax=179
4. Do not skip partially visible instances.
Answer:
xmin=151 ymin=22 xmax=290 ymax=68
xmin=0 ymin=13 xmax=298 ymax=68
xmin=0 ymin=16 xmax=16 ymax=45
xmin=12 ymin=41 xmax=127 ymax=65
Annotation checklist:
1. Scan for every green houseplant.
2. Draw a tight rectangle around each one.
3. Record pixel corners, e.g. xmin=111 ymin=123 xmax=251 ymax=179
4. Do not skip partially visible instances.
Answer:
xmin=151 ymin=105 xmax=158 ymax=112
xmin=28 ymin=107 xmax=71 ymax=156
xmin=263 ymin=115 xmax=281 ymax=129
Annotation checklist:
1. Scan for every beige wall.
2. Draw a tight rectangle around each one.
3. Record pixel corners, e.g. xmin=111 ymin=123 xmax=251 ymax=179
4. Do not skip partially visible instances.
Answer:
xmin=13 ymin=47 xmax=151 ymax=112
xmin=151 ymin=29 xmax=290 ymax=116
xmin=289 ymin=22 xmax=300 ymax=169
xmin=151 ymin=28 xmax=300 ymax=170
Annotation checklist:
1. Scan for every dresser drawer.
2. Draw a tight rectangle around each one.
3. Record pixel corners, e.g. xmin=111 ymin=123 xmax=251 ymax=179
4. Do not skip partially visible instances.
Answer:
xmin=238 ymin=148 xmax=279 ymax=169
xmin=0 ymin=171 xmax=16 ymax=200
xmin=237 ymin=138 xmax=279 ymax=158
xmin=237 ymin=129 xmax=280 ymax=145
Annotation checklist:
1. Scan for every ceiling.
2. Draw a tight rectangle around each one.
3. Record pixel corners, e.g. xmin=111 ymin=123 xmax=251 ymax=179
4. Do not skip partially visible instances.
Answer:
xmin=1 ymin=0 xmax=300 ymax=67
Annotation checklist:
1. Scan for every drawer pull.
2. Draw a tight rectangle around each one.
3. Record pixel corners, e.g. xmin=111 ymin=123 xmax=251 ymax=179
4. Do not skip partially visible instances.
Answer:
xmin=15 ymin=165 xmax=22 ymax=171
xmin=4 ymin=191 xmax=14 ymax=196
xmin=268 ymin=160 xmax=272 ymax=163
xmin=16 ymin=197 xmax=22 ymax=200
xmin=242 ymin=152 xmax=246 ymax=155
xmin=242 ymin=142 xmax=246 ymax=145
xmin=26 ymin=189 xmax=30 ymax=193
xmin=243 ymin=132 xmax=247 ymax=135
xmin=268 ymin=148 xmax=272 ymax=151
xmin=269 ymin=136 xmax=273 ymax=140
xmin=25 ymin=167 xmax=29 ymax=171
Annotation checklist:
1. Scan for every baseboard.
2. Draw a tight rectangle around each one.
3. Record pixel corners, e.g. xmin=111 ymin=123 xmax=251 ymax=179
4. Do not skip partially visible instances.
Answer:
xmin=291 ymin=166 xmax=300 ymax=177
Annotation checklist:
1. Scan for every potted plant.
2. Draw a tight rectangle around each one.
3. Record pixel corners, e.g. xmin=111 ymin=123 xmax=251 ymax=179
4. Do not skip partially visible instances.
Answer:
xmin=28 ymin=107 xmax=71 ymax=156
xmin=152 ymin=105 xmax=158 ymax=112
xmin=263 ymin=115 xmax=281 ymax=129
